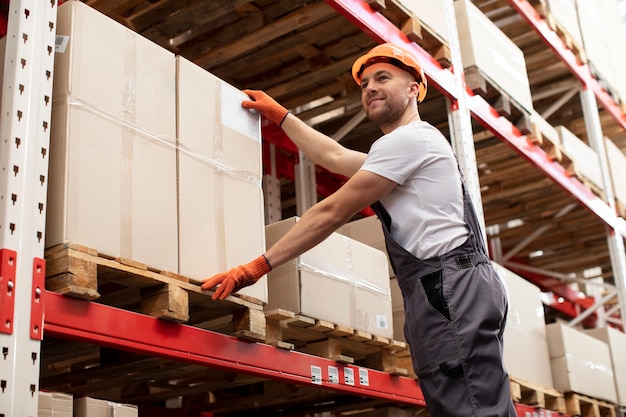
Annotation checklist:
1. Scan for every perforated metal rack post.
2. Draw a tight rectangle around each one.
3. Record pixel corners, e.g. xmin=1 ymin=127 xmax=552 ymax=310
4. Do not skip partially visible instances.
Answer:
xmin=0 ymin=1 xmax=57 ymax=415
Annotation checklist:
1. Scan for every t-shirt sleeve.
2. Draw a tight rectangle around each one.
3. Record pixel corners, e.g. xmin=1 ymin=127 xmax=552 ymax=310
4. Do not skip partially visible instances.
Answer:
xmin=360 ymin=128 xmax=428 ymax=185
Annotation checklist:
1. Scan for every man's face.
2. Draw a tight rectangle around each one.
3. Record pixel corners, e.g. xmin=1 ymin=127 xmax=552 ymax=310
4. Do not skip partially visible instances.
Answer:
xmin=359 ymin=62 xmax=417 ymax=127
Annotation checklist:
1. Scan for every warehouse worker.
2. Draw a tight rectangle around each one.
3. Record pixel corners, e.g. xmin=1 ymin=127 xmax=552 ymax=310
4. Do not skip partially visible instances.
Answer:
xmin=202 ymin=43 xmax=516 ymax=417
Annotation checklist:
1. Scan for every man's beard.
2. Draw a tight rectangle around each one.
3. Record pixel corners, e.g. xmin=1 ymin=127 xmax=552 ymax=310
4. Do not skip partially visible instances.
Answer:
xmin=365 ymin=98 xmax=405 ymax=127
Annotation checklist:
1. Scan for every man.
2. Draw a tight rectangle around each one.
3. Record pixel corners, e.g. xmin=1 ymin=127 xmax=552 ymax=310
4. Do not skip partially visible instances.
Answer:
xmin=202 ymin=43 xmax=517 ymax=417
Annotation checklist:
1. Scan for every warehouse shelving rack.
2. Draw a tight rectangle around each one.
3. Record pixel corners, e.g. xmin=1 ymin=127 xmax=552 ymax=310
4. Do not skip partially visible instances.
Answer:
xmin=1 ymin=0 xmax=625 ymax=415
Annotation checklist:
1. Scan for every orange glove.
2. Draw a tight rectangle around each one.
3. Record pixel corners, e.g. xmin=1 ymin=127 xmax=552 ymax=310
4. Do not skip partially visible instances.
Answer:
xmin=242 ymin=89 xmax=289 ymax=126
xmin=201 ymin=255 xmax=272 ymax=300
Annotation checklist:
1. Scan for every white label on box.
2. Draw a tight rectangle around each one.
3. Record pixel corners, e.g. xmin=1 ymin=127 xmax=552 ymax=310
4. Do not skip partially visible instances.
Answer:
xmin=376 ymin=314 xmax=389 ymax=329
xmin=328 ymin=366 xmax=339 ymax=384
xmin=344 ymin=367 xmax=355 ymax=385
xmin=359 ymin=368 xmax=370 ymax=386
xmin=221 ymin=83 xmax=260 ymax=142
xmin=55 ymin=35 xmax=69 ymax=53
xmin=310 ymin=365 xmax=322 ymax=385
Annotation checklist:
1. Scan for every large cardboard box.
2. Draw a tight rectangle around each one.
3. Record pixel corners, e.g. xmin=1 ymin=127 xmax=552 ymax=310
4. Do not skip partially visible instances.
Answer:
xmin=74 ymin=397 xmax=137 ymax=417
xmin=47 ymin=1 xmax=178 ymax=272
xmin=546 ymin=322 xmax=617 ymax=402
xmin=265 ymin=217 xmax=393 ymax=338
xmin=586 ymin=326 xmax=626 ymax=406
xmin=494 ymin=263 xmax=554 ymax=388
xmin=455 ymin=0 xmax=533 ymax=113
xmin=336 ymin=216 xmax=394 ymax=277
xmin=556 ymin=126 xmax=604 ymax=196
xmin=545 ymin=0 xmax=584 ymax=49
xmin=577 ymin=0 xmax=626 ymax=106
xmin=38 ymin=391 xmax=73 ymax=417
xmin=176 ymin=57 xmax=267 ymax=302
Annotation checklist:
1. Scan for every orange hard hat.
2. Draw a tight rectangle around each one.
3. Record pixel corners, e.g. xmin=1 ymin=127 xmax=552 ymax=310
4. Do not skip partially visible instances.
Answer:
xmin=352 ymin=43 xmax=427 ymax=103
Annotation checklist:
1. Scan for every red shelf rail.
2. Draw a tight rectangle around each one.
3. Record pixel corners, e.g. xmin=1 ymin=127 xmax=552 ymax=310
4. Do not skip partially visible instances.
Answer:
xmin=43 ymin=291 xmax=427 ymax=406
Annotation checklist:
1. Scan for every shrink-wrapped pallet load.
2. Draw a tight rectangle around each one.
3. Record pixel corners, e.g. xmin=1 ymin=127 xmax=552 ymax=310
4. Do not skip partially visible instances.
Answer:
xmin=176 ymin=56 xmax=267 ymax=302
xmin=265 ymin=217 xmax=393 ymax=339
xmin=546 ymin=322 xmax=618 ymax=403
xmin=47 ymin=1 xmax=178 ymax=273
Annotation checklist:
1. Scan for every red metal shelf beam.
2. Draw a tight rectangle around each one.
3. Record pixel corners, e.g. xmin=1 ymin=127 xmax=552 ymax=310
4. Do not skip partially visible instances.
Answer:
xmin=43 ymin=291 xmax=426 ymax=406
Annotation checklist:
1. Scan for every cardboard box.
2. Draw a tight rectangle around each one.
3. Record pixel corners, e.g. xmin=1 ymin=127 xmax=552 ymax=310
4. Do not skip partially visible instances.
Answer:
xmin=265 ymin=217 xmax=393 ymax=338
xmin=176 ymin=57 xmax=267 ymax=302
xmin=455 ymin=0 xmax=533 ymax=113
xmin=546 ymin=322 xmax=617 ymax=403
xmin=577 ymin=0 xmax=626 ymax=105
xmin=74 ymin=397 xmax=137 ymax=417
xmin=38 ymin=391 xmax=73 ymax=417
xmin=545 ymin=0 xmax=584 ymax=49
xmin=493 ymin=263 xmax=554 ymax=388
xmin=47 ymin=1 xmax=178 ymax=272
xmin=556 ymin=126 xmax=604 ymax=195
xmin=586 ymin=326 xmax=626 ymax=406
xmin=336 ymin=216 xmax=394 ymax=277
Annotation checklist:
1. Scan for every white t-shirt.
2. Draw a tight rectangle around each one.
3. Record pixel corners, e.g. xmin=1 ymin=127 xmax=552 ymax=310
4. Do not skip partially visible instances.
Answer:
xmin=360 ymin=121 xmax=469 ymax=259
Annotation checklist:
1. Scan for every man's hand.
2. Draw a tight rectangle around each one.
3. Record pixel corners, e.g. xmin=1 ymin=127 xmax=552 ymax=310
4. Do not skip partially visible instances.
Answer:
xmin=242 ymin=89 xmax=289 ymax=126
xmin=201 ymin=255 xmax=272 ymax=300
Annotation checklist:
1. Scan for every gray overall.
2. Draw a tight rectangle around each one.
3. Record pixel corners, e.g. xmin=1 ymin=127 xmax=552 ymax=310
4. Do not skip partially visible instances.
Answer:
xmin=371 ymin=177 xmax=517 ymax=417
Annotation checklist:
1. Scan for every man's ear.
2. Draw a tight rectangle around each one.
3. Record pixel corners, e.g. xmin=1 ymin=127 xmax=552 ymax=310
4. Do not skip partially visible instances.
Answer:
xmin=408 ymin=80 xmax=420 ymax=99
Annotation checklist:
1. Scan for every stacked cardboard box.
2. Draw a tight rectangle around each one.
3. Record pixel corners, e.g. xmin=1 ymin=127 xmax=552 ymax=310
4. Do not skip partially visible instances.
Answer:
xmin=74 ymin=397 xmax=137 ymax=417
xmin=586 ymin=326 xmax=626 ymax=406
xmin=336 ymin=216 xmax=393 ymax=277
xmin=47 ymin=1 xmax=267 ymax=301
xmin=176 ymin=57 xmax=267 ymax=302
xmin=265 ymin=217 xmax=393 ymax=339
xmin=544 ymin=0 xmax=584 ymax=52
xmin=454 ymin=0 xmax=534 ymax=114
xmin=556 ymin=125 xmax=604 ymax=197
xmin=546 ymin=322 xmax=618 ymax=403
xmin=48 ymin=0 xmax=179 ymax=273
xmin=494 ymin=263 xmax=553 ymax=388
xmin=38 ymin=391 xmax=73 ymax=417
xmin=577 ymin=0 xmax=626 ymax=107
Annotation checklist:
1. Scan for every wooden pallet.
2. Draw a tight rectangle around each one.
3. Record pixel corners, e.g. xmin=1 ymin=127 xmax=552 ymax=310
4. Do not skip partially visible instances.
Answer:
xmin=265 ymin=309 xmax=410 ymax=376
xmin=527 ymin=121 xmax=563 ymax=162
xmin=464 ymin=66 xmax=533 ymax=135
xmin=565 ymin=392 xmax=617 ymax=417
xmin=365 ymin=0 xmax=451 ymax=67
xmin=44 ymin=242 xmax=266 ymax=342
xmin=509 ymin=376 xmax=566 ymax=413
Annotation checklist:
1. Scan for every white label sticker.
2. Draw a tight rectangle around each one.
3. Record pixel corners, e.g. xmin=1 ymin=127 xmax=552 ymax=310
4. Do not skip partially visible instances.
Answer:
xmin=376 ymin=314 xmax=389 ymax=329
xmin=220 ymin=83 xmax=261 ymax=142
xmin=344 ymin=367 xmax=355 ymax=386
xmin=359 ymin=368 xmax=369 ymax=386
xmin=310 ymin=365 xmax=322 ymax=385
xmin=55 ymin=35 xmax=69 ymax=53
xmin=328 ymin=366 xmax=339 ymax=384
